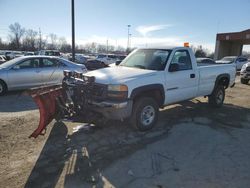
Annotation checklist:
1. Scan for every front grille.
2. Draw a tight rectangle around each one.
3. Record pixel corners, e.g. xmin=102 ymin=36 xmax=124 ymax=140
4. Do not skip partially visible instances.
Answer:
xmin=92 ymin=83 xmax=107 ymax=99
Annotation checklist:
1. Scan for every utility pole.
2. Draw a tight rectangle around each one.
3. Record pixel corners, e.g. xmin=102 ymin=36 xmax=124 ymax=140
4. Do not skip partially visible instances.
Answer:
xmin=127 ymin=25 xmax=131 ymax=51
xmin=39 ymin=28 xmax=42 ymax=51
xmin=106 ymin=39 xmax=109 ymax=53
xmin=129 ymin=33 xmax=132 ymax=49
xmin=71 ymin=0 xmax=75 ymax=62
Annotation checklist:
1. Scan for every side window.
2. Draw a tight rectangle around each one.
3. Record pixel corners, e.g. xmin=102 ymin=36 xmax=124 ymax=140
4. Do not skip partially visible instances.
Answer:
xmin=42 ymin=58 xmax=57 ymax=67
xmin=170 ymin=50 xmax=192 ymax=71
xmin=18 ymin=58 xmax=40 ymax=69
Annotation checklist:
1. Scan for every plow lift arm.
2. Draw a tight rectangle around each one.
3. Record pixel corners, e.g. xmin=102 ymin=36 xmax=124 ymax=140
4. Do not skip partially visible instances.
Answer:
xmin=26 ymin=70 xmax=96 ymax=138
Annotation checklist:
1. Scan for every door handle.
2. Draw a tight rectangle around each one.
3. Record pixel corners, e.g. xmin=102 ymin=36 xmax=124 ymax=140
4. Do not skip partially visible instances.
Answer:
xmin=190 ymin=74 xmax=195 ymax=78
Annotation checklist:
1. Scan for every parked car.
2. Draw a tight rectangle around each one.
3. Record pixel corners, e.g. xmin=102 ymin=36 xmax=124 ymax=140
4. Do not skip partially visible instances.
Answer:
xmin=196 ymin=58 xmax=216 ymax=64
xmin=24 ymin=52 xmax=34 ymax=56
xmin=5 ymin=51 xmax=16 ymax=60
xmin=240 ymin=62 xmax=250 ymax=84
xmin=15 ymin=51 xmax=24 ymax=58
xmin=96 ymin=54 xmax=118 ymax=65
xmin=0 ymin=55 xmax=6 ymax=64
xmin=84 ymin=59 xmax=108 ymax=70
xmin=4 ymin=51 xmax=24 ymax=60
xmin=71 ymin=54 xmax=90 ymax=64
xmin=216 ymin=56 xmax=248 ymax=70
xmin=38 ymin=50 xmax=60 ymax=56
xmin=0 ymin=56 xmax=87 ymax=95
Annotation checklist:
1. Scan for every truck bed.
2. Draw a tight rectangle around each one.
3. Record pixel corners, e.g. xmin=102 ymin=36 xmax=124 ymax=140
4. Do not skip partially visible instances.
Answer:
xmin=197 ymin=63 xmax=236 ymax=96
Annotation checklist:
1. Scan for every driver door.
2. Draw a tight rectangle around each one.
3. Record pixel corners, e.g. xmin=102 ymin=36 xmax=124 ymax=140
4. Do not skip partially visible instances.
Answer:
xmin=165 ymin=50 xmax=198 ymax=104
xmin=7 ymin=58 xmax=43 ymax=89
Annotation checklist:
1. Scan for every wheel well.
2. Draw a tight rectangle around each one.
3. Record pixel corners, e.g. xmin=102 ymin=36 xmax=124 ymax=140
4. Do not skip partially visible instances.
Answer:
xmin=0 ymin=79 xmax=7 ymax=88
xmin=133 ymin=89 xmax=164 ymax=107
xmin=217 ymin=76 xmax=229 ymax=89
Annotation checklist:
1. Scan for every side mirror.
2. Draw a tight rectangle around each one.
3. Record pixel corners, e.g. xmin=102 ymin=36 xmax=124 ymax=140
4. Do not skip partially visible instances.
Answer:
xmin=13 ymin=65 xmax=20 ymax=70
xmin=115 ymin=60 xmax=122 ymax=65
xmin=169 ymin=63 xmax=179 ymax=72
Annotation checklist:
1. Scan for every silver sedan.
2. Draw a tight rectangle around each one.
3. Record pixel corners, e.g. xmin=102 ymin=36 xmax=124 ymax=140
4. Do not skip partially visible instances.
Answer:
xmin=0 ymin=56 xmax=87 ymax=95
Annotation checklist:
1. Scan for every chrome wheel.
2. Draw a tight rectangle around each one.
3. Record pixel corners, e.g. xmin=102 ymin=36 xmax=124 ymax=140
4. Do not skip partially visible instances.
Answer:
xmin=140 ymin=105 xmax=155 ymax=126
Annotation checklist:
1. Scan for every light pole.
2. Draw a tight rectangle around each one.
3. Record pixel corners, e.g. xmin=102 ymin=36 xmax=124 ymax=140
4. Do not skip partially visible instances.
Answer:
xmin=71 ymin=0 xmax=75 ymax=62
xmin=129 ymin=33 xmax=132 ymax=49
xmin=106 ymin=39 xmax=109 ymax=53
xmin=127 ymin=25 xmax=131 ymax=51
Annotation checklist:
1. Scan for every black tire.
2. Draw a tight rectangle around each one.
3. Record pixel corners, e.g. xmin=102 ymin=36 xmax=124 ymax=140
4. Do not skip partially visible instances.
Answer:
xmin=208 ymin=85 xmax=225 ymax=108
xmin=241 ymin=78 xmax=249 ymax=84
xmin=131 ymin=97 xmax=159 ymax=131
xmin=0 ymin=80 xmax=7 ymax=96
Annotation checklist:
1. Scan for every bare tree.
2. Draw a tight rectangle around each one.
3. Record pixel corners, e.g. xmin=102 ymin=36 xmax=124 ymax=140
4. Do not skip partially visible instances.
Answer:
xmin=8 ymin=22 xmax=25 ymax=49
xmin=58 ymin=37 xmax=71 ymax=52
xmin=47 ymin=33 xmax=58 ymax=49
xmin=116 ymin=45 xmax=125 ymax=52
xmin=0 ymin=38 xmax=8 ymax=50
xmin=23 ymin=29 xmax=38 ymax=51
xmin=97 ymin=44 xmax=107 ymax=53
xmin=191 ymin=45 xmax=208 ymax=58
xmin=38 ymin=28 xmax=42 ymax=50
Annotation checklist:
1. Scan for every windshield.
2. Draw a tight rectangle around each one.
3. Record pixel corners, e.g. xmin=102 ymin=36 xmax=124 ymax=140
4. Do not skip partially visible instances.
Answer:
xmin=0 ymin=57 xmax=25 ymax=68
xmin=120 ymin=49 xmax=171 ymax=71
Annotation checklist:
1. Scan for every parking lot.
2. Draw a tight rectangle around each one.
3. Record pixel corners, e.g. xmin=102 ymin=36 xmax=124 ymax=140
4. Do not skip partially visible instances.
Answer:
xmin=0 ymin=75 xmax=250 ymax=188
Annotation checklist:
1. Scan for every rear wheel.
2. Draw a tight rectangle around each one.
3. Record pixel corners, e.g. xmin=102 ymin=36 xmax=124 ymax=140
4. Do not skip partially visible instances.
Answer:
xmin=208 ymin=85 xmax=225 ymax=108
xmin=0 ymin=80 xmax=7 ymax=96
xmin=131 ymin=97 xmax=159 ymax=131
xmin=241 ymin=78 xmax=249 ymax=84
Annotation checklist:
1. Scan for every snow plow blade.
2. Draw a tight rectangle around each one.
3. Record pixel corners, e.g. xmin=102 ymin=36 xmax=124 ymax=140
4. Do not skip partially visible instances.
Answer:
xmin=26 ymin=85 xmax=64 ymax=138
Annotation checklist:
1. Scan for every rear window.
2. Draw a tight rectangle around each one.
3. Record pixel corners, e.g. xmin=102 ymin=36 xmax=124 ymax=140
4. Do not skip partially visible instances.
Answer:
xmin=42 ymin=58 xmax=58 ymax=67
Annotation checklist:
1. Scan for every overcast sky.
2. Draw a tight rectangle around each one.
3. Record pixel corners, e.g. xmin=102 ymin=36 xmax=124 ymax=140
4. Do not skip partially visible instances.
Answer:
xmin=0 ymin=0 xmax=250 ymax=52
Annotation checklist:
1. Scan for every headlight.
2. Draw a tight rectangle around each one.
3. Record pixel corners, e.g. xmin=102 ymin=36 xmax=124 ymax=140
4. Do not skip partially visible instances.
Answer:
xmin=73 ymin=71 xmax=83 ymax=79
xmin=82 ymin=75 xmax=95 ymax=83
xmin=241 ymin=64 xmax=247 ymax=72
xmin=63 ymin=70 xmax=73 ymax=78
xmin=107 ymin=84 xmax=128 ymax=100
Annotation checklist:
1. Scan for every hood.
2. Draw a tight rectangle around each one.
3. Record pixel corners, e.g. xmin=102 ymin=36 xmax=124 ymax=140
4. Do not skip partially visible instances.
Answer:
xmin=85 ymin=66 xmax=157 ymax=84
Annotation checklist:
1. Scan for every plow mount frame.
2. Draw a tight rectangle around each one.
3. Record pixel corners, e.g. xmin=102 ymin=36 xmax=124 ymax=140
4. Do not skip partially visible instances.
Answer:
xmin=27 ymin=74 xmax=98 ymax=138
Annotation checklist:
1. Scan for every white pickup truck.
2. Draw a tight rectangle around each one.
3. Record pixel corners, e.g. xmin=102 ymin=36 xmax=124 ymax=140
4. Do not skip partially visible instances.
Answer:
xmin=75 ymin=47 xmax=236 ymax=130
xmin=28 ymin=46 xmax=237 ymax=138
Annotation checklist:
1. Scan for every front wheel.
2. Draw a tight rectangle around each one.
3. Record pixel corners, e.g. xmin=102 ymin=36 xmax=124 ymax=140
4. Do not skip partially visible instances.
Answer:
xmin=131 ymin=97 xmax=159 ymax=131
xmin=208 ymin=85 xmax=225 ymax=108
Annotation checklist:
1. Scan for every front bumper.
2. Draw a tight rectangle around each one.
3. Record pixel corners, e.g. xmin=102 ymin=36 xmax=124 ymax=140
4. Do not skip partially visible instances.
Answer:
xmin=90 ymin=100 xmax=133 ymax=120
xmin=240 ymin=72 xmax=250 ymax=79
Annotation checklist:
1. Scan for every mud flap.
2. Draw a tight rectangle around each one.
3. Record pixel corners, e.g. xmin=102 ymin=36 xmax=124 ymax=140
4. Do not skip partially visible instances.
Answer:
xmin=28 ymin=86 xmax=64 ymax=138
